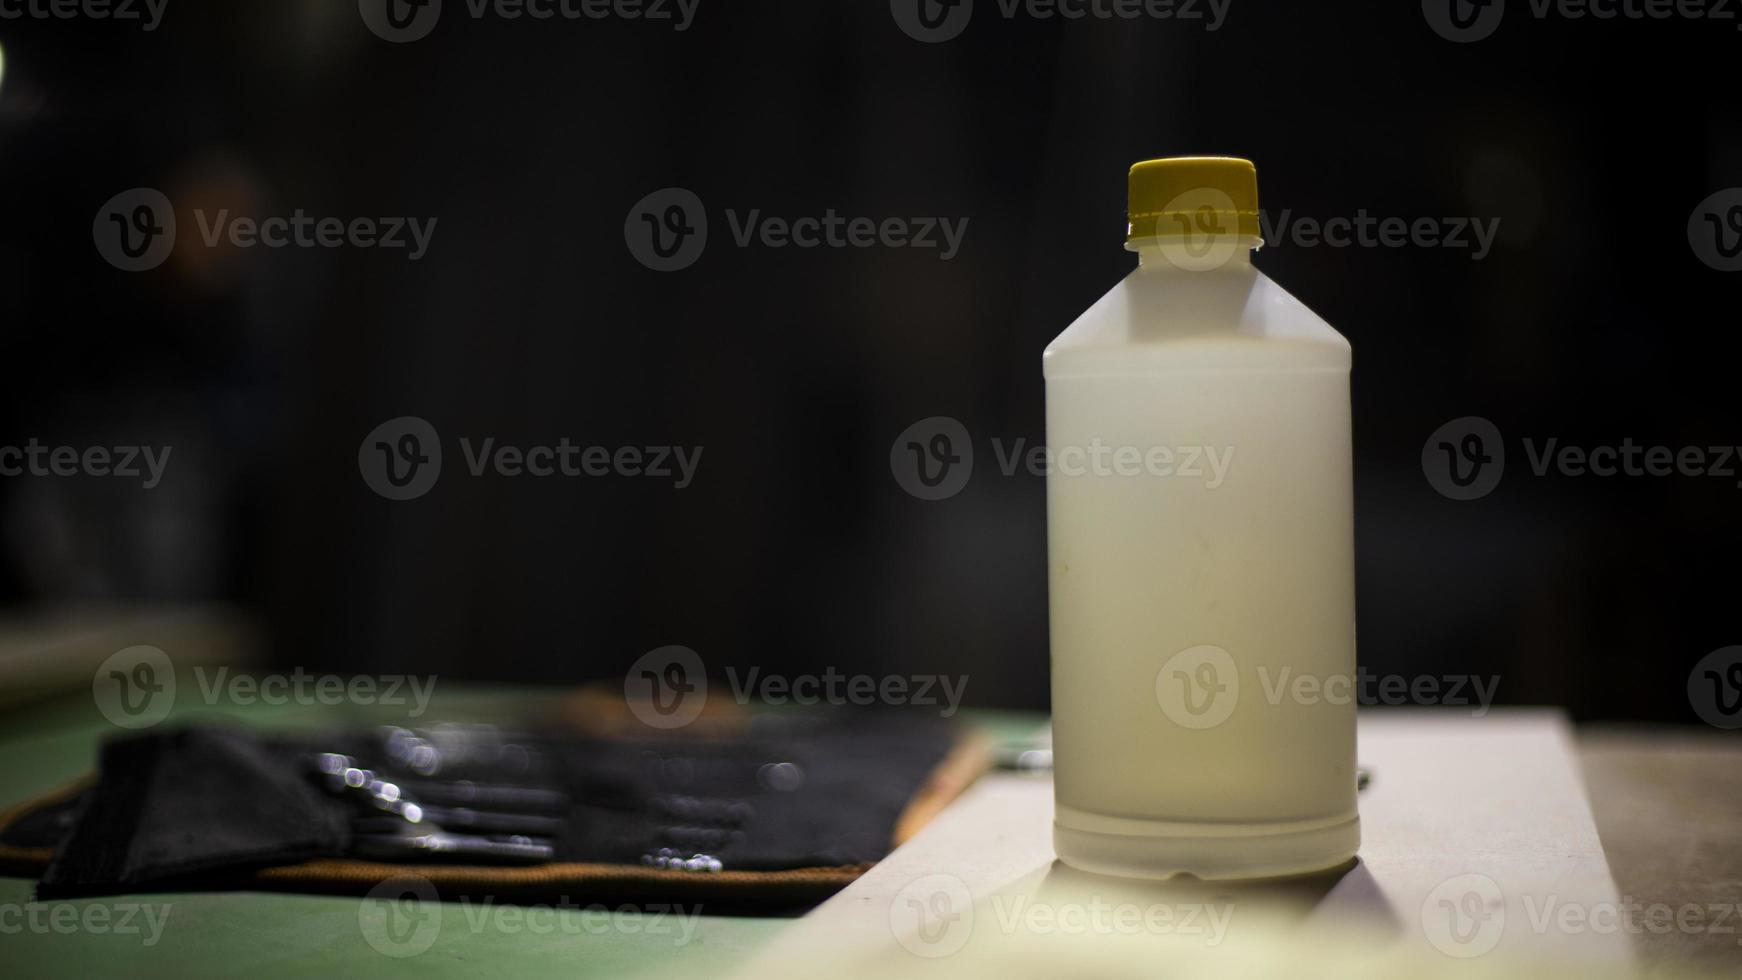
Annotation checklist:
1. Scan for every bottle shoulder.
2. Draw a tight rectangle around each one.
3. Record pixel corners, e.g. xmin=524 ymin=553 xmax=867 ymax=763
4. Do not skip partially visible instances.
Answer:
xmin=1043 ymin=263 xmax=1350 ymax=376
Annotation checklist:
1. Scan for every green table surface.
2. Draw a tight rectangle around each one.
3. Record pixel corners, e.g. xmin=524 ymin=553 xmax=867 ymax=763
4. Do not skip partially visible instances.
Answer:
xmin=0 ymin=681 xmax=1042 ymax=979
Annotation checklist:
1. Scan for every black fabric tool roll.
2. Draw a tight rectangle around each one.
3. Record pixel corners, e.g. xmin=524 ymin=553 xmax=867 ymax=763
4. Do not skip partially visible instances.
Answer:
xmin=15 ymin=711 xmax=964 ymax=907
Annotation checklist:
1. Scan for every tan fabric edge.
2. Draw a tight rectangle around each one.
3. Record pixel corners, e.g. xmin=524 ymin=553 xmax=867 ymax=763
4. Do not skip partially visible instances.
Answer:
xmin=893 ymin=730 xmax=990 ymax=846
xmin=256 ymin=858 xmax=868 ymax=889
xmin=0 ymin=845 xmax=55 ymax=874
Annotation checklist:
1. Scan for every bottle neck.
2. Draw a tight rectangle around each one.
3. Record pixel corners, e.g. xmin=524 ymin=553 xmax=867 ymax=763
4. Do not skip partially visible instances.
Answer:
xmin=1131 ymin=236 xmax=1261 ymax=271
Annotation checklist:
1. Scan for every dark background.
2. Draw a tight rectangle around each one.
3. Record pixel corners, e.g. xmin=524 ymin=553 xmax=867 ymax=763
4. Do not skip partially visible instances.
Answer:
xmin=1 ymin=1 xmax=1737 ymax=722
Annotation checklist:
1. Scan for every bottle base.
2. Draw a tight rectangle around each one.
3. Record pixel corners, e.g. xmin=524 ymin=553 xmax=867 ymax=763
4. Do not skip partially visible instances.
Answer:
xmin=1053 ymin=810 xmax=1360 ymax=881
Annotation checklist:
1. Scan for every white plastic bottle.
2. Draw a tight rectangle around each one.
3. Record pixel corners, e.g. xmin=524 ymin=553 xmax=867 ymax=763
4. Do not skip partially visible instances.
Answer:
xmin=1045 ymin=157 xmax=1359 ymax=880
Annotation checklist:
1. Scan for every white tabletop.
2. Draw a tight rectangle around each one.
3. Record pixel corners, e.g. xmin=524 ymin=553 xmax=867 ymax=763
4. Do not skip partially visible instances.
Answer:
xmin=742 ymin=709 xmax=1637 ymax=978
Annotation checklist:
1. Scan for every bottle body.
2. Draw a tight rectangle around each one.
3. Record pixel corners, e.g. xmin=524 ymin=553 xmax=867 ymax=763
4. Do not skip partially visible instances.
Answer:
xmin=1045 ymin=248 xmax=1359 ymax=879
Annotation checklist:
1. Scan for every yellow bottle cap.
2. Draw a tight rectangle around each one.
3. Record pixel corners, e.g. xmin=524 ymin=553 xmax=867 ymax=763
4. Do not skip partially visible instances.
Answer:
xmin=1126 ymin=156 xmax=1261 ymax=248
